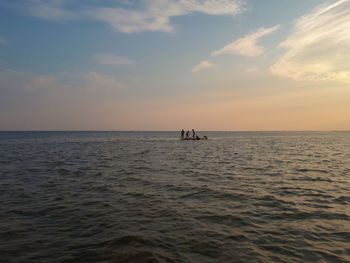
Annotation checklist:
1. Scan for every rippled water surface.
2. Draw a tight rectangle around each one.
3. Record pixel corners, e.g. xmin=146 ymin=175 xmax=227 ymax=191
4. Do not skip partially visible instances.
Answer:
xmin=1 ymin=131 xmax=349 ymax=262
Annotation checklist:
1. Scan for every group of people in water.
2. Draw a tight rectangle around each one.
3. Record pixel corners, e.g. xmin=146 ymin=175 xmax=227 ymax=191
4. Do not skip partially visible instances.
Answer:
xmin=181 ymin=129 xmax=208 ymax=140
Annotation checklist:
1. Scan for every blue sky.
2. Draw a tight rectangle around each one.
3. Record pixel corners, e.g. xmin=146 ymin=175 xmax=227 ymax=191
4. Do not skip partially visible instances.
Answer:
xmin=1 ymin=0 xmax=350 ymax=130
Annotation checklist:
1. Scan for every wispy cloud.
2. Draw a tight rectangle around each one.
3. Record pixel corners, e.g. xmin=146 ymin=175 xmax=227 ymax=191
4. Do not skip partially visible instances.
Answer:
xmin=270 ymin=0 xmax=350 ymax=83
xmin=14 ymin=0 xmax=76 ymax=21
xmin=94 ymin=53 xmax=135 ymax=66
xmin=243 ymin=66 xmax=258 ymax=73
xmin=85 ymin=0 xmax=245 ymax=33
xmin=80 ymin=71 xmax=124 ymax=90
xmin=0 ymin=69 xmax=124 ymax=95
xmin=8 ymin=0 xmax=245 ymax=32
xmin=192 ymin=60 xmax=215 ymax=72
xmin=0 ymin=36 xmax=5 ymax=45
xmin=212 ymin=25 xmax=280 ymax=57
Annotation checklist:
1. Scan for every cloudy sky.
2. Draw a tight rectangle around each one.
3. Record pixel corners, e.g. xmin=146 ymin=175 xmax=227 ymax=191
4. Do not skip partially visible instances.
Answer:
xmin=1 ymin=0 xmax=349 ymax=130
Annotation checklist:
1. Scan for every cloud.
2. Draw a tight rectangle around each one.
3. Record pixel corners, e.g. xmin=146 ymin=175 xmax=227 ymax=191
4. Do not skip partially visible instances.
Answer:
xmin=85 ymin=0 xmax=245 ymax=33
xmin=80 ymin=71 xmax=124 ymax=90
xmin=8 ymin=0 xmax=245 ymax=32
xmin=94 ymin=53 xmax=135 ymax=66
xmin=270 ymin=0 xmax=350 ymax=83
xmin=0 ymin=70 xmax=123 ymax=96
xmin=13 ymin=0 xmax=76 ymax=21
xmin=192 ymin=60 xmax=215 ymax=72
xmin=243 ymin=66 xmax=258 ymax=73
xmin=212 ymin=25 xmax=280 ymax=57
xmin=0 ymin=70 xmax=58 ymax=94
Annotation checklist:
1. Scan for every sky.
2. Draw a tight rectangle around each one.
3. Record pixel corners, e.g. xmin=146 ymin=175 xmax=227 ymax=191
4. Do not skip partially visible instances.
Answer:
xmin=0 ymin=0 xmax=350 ymax=131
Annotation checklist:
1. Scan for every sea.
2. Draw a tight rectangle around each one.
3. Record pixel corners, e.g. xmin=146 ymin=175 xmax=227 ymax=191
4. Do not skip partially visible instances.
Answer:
xmin=0 ymin=131 xmax=349 ymax=263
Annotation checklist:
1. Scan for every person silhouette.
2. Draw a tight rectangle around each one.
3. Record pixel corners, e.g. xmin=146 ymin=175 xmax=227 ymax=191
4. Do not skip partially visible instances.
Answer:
xmin=192 ymin=129 xmax=195 ymax=138
xmin=181 ymin=129 xmax=184 ymax=139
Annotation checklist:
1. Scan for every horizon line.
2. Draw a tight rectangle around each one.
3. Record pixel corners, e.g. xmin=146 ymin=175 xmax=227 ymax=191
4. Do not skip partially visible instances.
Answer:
xmin=0 ymin=130 xmax=349 ymax=132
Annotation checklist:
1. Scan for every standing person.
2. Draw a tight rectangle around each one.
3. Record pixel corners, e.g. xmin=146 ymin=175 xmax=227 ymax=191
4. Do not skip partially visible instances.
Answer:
xmin=186 ymin=130 xmax=190 ymax=138
xmin=192 ymin=129 xmax=195 ymax=138
xmin=181 ymin=129 xmax=184 ymax=139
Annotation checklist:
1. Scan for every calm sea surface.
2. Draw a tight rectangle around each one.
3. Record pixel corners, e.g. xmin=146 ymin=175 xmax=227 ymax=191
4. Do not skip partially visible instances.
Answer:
xmin=0 ymin=131 xmax=349 ymax=263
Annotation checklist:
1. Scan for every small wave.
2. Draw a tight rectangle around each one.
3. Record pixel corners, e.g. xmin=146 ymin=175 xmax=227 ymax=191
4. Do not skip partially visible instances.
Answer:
xmin=110 ymin=251 xmax=160 ymax=263
xmin=107 ymin=235 xmax=150 ymax=248
xmin=104 ymin=236 xmax=161 ymax=262
xmin=294 ymin=168 xmax=329 ymax=174
xmin=291 ymin=176 xmax=333 ymax=182
xmin=225 ymin=234 xmax=248 ymax=242
xmin=298 ymin=248 xmax=347 ymax=263
xmin=334 ymin=196 xmax=350 ymax=205
xmin=198 ymin=214 xmax=251 ymax=227
xmin=267 ymin=211 xmax=349 ymax=221
xmin=258 ymin=244 xmax=301 ymax=259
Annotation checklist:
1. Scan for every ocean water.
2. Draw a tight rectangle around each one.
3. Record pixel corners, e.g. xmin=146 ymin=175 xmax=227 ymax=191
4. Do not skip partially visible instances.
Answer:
xmin=0 ymin=131 xmax=349 ymax=263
